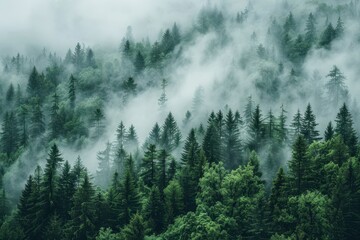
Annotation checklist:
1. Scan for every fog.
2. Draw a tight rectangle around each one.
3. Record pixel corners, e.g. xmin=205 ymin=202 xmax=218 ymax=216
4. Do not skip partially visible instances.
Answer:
xmin=2 ymin=0 xmax=360 ymax=202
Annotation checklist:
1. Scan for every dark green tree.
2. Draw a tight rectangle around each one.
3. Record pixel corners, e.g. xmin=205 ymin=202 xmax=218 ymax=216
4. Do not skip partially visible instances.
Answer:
xmin=134 ymin=51 xmax=145 ymax=73
xmin=335 ymin=103 xmax=358 ymax=156
xmin=68 ymin=74 xmax=76 ymax=110
xmin=202 ymin=122 xmax=221 ymax=164
xmin=223 ymin=110 xmax=242 ymax=169
xmin=325 ymin=121 xmax=334 ymax=141
xmin=301 ymin=103 xmax=321 ymax=143
xmin=140 ymin=144 xmax=157 ymax=188
xmin=161 ymin=112 xmax=181 ymax=152
xmin=143 ymin=186 xmax=165 ymax=234
xmin=326 ymin=66 xmax=348 ymax=107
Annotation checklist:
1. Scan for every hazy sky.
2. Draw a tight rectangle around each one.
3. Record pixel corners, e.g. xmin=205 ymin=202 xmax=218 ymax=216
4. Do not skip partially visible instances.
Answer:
xmin=0 ymin=0 xmax=207 ymax=55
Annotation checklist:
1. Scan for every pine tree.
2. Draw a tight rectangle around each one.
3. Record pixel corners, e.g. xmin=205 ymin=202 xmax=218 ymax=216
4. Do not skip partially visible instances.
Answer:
xmin=58 ymin=161 xmax=76 ymax=221
xmin=248 ymin=105 xmax=265 ymax=151
xmin=202 ymin=122 xmax=221 ymax=164
xmin=5 ymin=83 xmax=14 ymax=103
xmin=269 ymin=167 xmax=288 ymax=234
xmin=27 ymin=67 xmax=40 ymax=98
xmin=171 ymin=23 xmax=181 ymax=45
xmin=123 ymin=40 xmax=132 ymax=58
xmin=118 ymin=161 xmax=140 ymax=226
xmin=326 ymin=66 xmax=348 ymax=107
xmin=96 ymin=142 xmax=112 ymax=188
xmin=67 ymin=171 xmax=96 ymax=240
xmin=116 ymin=121 xmax=126 ymax=148
xmin=144 ymin=186 xmax=165 ymax=234
xmin=134 ymin=51 xmax=145 ymax=73
xmin=157 ymin=149 xmax=168 ymax=194
xmin=93 ymin=108 xmax=105 ymax=137
xmin=140 ymin=144 xmax=157 ymax=188
xmin=248 ymin=151 xmax=262 ymax=179
xmin=72 ymin=43 xmax=84 ymax=69
xmin=288 ymin=135 xmax=311 ymax=194
xmin=283 ymin=12 xmax=296 ymax=32
xmin=277 ymin=105 xmax=288 ymax=144
xmin=181 ymin=129 xmax=201 ymax=212
xmin=144 ymin=123 xmax=161 ymax=148
xmin=164 ymin=180 xmax=183 ymax=224
xmin=161 ymin=29 xmax=174 ymax=55
xmin=319 ymin=23 xmax=336 ymax=48
xmin=18 ymin=105 xmax=29 ymax=147
xmin=161 ymin=112 xmax=181 ymax=152
xmin=301 ymin=103 xmax=321 ymax=143
xmin=305 ymin=13 xmax=316 ymax=47
xmin=125 ymin=125 xmax=139 ymax=153
xmin=1 ymin=112 xmax=19 ymax=156
xmin=68 ymin=74 xmax=76 ymax=109
xmin=158 ymin=79 xmax=168 ymax=110
xmin=30 ymin=99 xmax=45 ymax=138
xmin=223 ymin=110 xmax=242 ymax=169
xmin=290 ymin=109 xmax=302 ymax=142
xmin=120 ymin=213 xmax=146 ymax=240
xmin=335 ymin=17 xmax=344 ymax=38
xmin=85 ymin=48 xmax=96 ymax=68
xmin=64 ymin=49 xmax=73 ymax=64
xmin=50 ymin=92 xmax=61 ymax=139
xmin=335 ymin=103 xmax=358 ymax=156
xmin=324 ymin=121 xmax=334 ymax=141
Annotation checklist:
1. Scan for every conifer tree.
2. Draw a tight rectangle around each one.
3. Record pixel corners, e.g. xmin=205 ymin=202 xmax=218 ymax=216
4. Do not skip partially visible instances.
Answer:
xmin=157 ymin=149 xmax=168 ymax=194
xmin=120 ymin=213 xmax=146 ymax=240
xmin=223 ymin=110 xmax=242 ymax=169
xmin=335 ymin=17 xmax=344 ymax=38
xmin=164 ymin=180 xmax=183 ymax=224
xmin=68 ymin=74 xmax=76 ymax=110
xmin=181 ymin=129 xmax=201 ymax=212
xmin=144 ymin=186 xmax=165 ymax=234
xmin=1 ymin=112 xmax=19 ymax=156
xmin=72 ymin=43 xmax=84 ymax=69
xmin=118 ymin=160 xmax=140 ymax=226
xmin=58 ymin=161 xmax=76 ymax=221
xmin=30 ymin=99 xmax=45 ymax=138
xmin=85 ymin=48 xmax=96 ymax=68
xmin=27 ymin=67 xmax=40 ymax=98
xmin=305 ymin=13 xmax=316 ymax=47
xmin=326 ymin=66 xmax=348 ymax=107
xmin=67 ymin=171 xmax=96 ymax=240
xmin=319 ymin=23 xmax=336 ymax=48
xmin=288 ymin=135 xmax=311 ymax=194
xmin=202 ymin=122 xmax=221 ymax=164
xmin=335 ymin=103 xmax=358 ymax=156
xmin=301 ymin=103 xmax=321 ymax=143
xmin=144 ymin=123 xmax=161 ymax=148
xmin=5 ymin=83 xmax=14 ymax=103
xmin=171 ymin=23 xmax=181 ymax=45
xmin=140 ymin=144 xmax=157 ymax=188
xmin=324 ymin=121 xmax=334 ymax=141
xmin=290 ymin=109 xmax=302 ymax=142
xmin=125 ymin=125 xmax=139 ymax=153
xmin=134 ymin=51 xmax=145 ymax=73
xmin=50 ymin=92 xmax=61 ymax=139
xmin=161 ymin=112 xmax=181 ymax=152
xmin=96 ymin=142 xmax=112 ymax=188
xmin=248 ymin=105 xmax=265 ymax=151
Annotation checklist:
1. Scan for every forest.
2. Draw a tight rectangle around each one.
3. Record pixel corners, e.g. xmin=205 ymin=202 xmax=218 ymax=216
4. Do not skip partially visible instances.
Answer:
xmin=0 ymin=0 xmax=360 ymax=239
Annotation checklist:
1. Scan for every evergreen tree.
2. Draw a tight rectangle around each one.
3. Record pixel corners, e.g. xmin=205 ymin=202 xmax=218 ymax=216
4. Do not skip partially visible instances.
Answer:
xmin=326 ymin=66 xmax=348 ymax=107
xmin=277 ymin=105 xmax=288 ymax=144
xmin=134 ymin=51 xmax=145 ymax=73
xmin=181 ymin=129 xmax=201 ymax=212
xmin=290 ymin=109 xmax=302 ymax=142
xmin=164 ymin=180 xmax=183 ymax=224
xmin=158 ymin=79 xmax=168 ymax=110
xmin=248 ymin=105 xmax=265 ymax=151
xmin=202 ymin=122 xmax=221 ymax=164
xmin=223 ymin=110 xmax=242 ymax=169
xmin=58 ymin=161 xmax=76 ymax=221
xmin=161 ymin=112 xmax=181 ymax=152
xmin=171 ymin=23 xmax=181 ymax=45
xmin=301 ymin=103 xmax=321 ymax=143
xmin=161 ymin=29 xmax=174 ymax=54
xmin=141 ymin=144 xmax=157 ymax=188
xmin=118 ymin=155 xmax=139 ymax=226
xmin=120 ymin=213 xmax=146 ymax=240
xmin=64 ymin=49 xmax=73 ymax=64
xmin=269 ymin=167 xmax=288 ymax=234
xmin=116 ymin=121 xmax=126 ymax=148
xmin=96 ymin=142 xmax=112 ymax=188
xmin=27 ymin=67 xmax=40 ymax=98
xmin=305 ymin=13 xmax=316 ymax=47
xmin=288 ymin=135 xmax=311 ymax=194
xmin=335 ymin=103 xmax=358 ymax=156
xmin=144 ymin=122 xmax=161 ymax=148
xmin=49 ymin=92 xmax=61 ymax=139
xmin=5 ymin=83 xmax=14 ymax=103
xmin=1 ymin=112 xmax=19 ymax=156
xmin=67 ymin=171 xmax=96 ymax=240
xmin=125 ymin=125 xmax=139 ymax=153
xmin=157 ymin=149 xmax=168 ymax=194
xmin=335 ymin=17 xmax=345 ymax=38
xmin=72 ymin=43 xmax=84 ymax=69
xmin=85 ymin=48 xmax=96 ymax=68
xmin=319 ymin=23 xmax=336 ymax=48
xmin=248 ymin=150 xmax=262 ymax=179
xmin=325 ymin=121 xmax=334 ymax=141
xmin=144 ymin=186 xmax=165 ymax=234
xmin=68 ymin=74 xmax=76 ymax=110
xmin=30 ymin=99 xmax=45 ymax=138
xmin=18 ymin=105 xmax=29 ymax=147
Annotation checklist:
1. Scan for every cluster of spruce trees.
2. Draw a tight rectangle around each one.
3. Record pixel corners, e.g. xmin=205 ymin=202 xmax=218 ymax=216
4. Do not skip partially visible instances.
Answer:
xmin=0 ymin=101 xmax=358 ymax=239
xmin=0 ymin=2 xmax=359 ymax=239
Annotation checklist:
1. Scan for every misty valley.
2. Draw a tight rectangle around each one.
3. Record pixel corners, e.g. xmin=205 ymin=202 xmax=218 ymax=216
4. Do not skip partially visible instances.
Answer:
xmin=0 ymin=0 xmax=360 ymax=239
